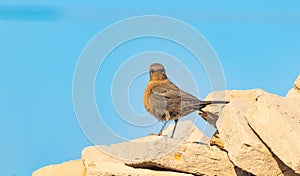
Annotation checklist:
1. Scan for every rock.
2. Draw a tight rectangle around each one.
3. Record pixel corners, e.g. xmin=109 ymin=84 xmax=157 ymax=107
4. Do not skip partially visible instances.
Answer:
xmin=82 ymin=120 xmax=236 ymax=176
xmin=162 ymin=120 xmax=211 ymax=144
xmin=127 ymin=143 xmax=235 ymax=176
xmin=82 ymin=143 xmax=191 ymax=176
xmin=204 ymin=89 xmax=300 ymax=175
xmin=286 ymin=74 xmax=300 ymax=99
xmin=32 ymin=160 xmax=86 ymax=176
xmin=245 ymin=91 xmax=300 ymax=173
xmin=84 ymin=160 xmax=191 ymax=176
xmin=32 ymin=121 xmax=235 ymax=176
xmin=94 ymin=121 xmax=209 ymax=162
xmin=206 ymin=90 xmax=288 ymax=176
xmin=294 ymin=74 xmax=300 ymax=93
xmin=286 ymin=88 xmax=300 ymax=99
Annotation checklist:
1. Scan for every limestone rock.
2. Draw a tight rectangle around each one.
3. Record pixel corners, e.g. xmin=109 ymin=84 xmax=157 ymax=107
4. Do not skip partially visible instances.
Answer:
xmin=82 ymin=120 xmax=236 ymax=176
xmin=286 ymin=74 xmax=300 ymax=99
xmin=127 ymin=143 xmax=235 ymax=176
xmin=294 ymin=74 xmax=300 ymax=93
xmin=84 ymin=161 xmax=191 ymax=176
xmin=82 ymin=146 xmax=166 ymax=176
xmin=94 ymin=120 xmax=210 ymax=162
xmin=209 ymin=92 xmax=288 ymax=176
xmin=286 ymin=88 xmax=300 ymax=99
xmin=32 ymin=160 xmax=86 ymax=176
xmin=245 ymin=91 xmax=300 ymax=173
xmin=205 ymin=89 xmax=300 ymax=175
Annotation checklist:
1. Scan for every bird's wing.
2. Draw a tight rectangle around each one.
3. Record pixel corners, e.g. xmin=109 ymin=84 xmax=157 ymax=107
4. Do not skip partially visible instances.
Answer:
xmin=150 ymin=82 xmax=200 ymax=107
xmin=149 ymin=82 xmax=202 ymax=119
xmin=179 ymin=90 xmax=200 ymax=102
xmin=151 ymin=83 xmax=181 ymax=99
xmin=148 ymin=83 xmax=180 ymax=118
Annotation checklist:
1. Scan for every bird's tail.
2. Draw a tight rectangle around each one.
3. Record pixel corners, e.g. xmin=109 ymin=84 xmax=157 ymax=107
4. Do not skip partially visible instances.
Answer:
xmin=198 ymin=100 xmax=229 ymax=111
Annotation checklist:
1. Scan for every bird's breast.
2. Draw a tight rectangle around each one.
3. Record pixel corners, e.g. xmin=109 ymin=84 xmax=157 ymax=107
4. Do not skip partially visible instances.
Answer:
xmin=143 ymin=85 xmax=152 ymax=112
xmin=143 ymin=80 xmax=167 ymax=113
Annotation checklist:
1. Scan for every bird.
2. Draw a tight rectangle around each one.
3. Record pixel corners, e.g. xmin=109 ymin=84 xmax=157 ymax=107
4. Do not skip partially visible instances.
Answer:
xmin=143 ymin=63 xmax=229 ymax=138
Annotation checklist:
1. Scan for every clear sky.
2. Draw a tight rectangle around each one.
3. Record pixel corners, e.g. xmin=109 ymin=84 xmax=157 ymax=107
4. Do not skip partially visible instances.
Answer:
xmin=1 ymin=1 xmax=300 ymax=176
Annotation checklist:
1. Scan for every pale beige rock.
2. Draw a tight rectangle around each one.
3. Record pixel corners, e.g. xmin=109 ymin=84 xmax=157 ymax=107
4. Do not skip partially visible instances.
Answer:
xmin=32 ymin=160 xmax=86 ymax=176
xmin=33 ymin=121 xmax=233 ymax=176
xmin=294 ymin=74 xmax=300 ymax=93
xmin=205 ymin=89 xmax=300 ymax=175
xmin=286 ymin=74 xmax=300 ymax=99
xmin=245 ymin=91 xmax=300 ymax=173
xmin=128 ymin=143 xmax=236 ymax=176
xmin=84 ymin=161 xmax=191 ymax=176
xmin=286 ymin=88 xmax=300 ymax=99
xmin=93 ymin=120 xmax=209 ymax=162
xmin=208 ymin=92 xmax=287 ymax=176
xmin=82 ymin=121 xmax=236 ymax=176
xmin=162 ymin=121 xmax=211 ymax=144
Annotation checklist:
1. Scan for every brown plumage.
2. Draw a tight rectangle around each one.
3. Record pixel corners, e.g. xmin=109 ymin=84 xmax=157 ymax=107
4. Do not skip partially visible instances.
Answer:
xmin=143 ymin=63 xmax=229 ymax=138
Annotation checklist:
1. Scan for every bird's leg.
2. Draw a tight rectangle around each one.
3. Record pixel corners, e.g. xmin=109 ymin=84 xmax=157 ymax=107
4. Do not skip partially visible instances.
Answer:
xmin=158 ymin=111 xmax=172 ymax=136
xmin=170 ymin=119 xmax=178 ymax=138
xmin=158 ymin=120 xmax=169 ymax=136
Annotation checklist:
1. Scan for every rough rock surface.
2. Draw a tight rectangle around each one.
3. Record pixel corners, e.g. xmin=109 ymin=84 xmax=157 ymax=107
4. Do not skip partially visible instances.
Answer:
xmin=126 ymin=143 xmax=235 ymax=176
xmin=204 ymin=74 xmax=300 ymax=175
xmin=204 ymin=89 xmax=300 ymax=175
xmin=83 ymin=121 xmax=236 ymax=176
xmin=96 ymin=121 xmax=210 ymax=162
xmin=294 ymin=74 xmax=300 ymax=93
xmin=83 ymin=159 xmax=191 ymax=176
xmin=32 ymin=160 xmax=86 ymax=176
xmin=246 ymin=91 xmax=300 ymax=173
xmin=287 ymin=74 xmax=300 ymax=99
xmin=82 ymin=144 xmax=189 ymax=176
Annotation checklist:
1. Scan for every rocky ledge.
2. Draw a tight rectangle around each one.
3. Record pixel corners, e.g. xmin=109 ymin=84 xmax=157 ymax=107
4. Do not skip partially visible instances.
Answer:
xmin=33 ymin=74 xmax=300 ymax=176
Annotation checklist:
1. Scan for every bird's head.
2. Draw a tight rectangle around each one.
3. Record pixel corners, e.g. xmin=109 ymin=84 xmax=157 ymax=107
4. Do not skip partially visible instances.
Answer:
xmin=149 ymin=63 xmax=167 ymax=81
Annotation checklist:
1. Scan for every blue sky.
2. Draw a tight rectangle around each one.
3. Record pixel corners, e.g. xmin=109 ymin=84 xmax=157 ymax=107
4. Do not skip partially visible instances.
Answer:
xmin=1 ymin=1 xmax=300 ymax=176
